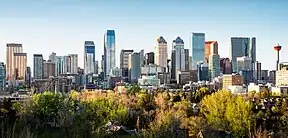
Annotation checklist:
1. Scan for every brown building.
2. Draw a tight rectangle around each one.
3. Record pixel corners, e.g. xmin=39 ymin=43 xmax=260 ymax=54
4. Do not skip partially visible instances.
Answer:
xmin=13 ymin=53 xmax=27 ymax=81
xmin=43 ymin=60 xmax=56 ymax=79
xmin=6 ymin=43 xmax=23 ymax=80
xmin=220 ymin=58 xmax=232 ymax=74
xmin=222 ymin=74 xmax=243 ymax=89
xmin=176 ymin=70 xmax=198 ymax=85
xmin=205 ymin=41 xmax=218 ymax=63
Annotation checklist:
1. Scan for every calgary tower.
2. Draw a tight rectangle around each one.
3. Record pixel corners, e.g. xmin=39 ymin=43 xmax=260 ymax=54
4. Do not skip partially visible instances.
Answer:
xmin=274 ymin=43 xmax=282 ymax=70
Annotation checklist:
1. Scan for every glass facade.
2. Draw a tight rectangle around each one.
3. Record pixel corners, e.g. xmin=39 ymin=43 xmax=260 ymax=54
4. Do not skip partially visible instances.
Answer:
xmin=191 ymin=33 xmax=205 ymax=70
xmin=0 ymin=62 xmax=5 ymax=89
xmin=171 ymin=37 xmax=185 ymax=80
xmin=84 ymin=41 xmax=95 ymax=74
xmin=104 ymin=30 xmax=116 ymax=79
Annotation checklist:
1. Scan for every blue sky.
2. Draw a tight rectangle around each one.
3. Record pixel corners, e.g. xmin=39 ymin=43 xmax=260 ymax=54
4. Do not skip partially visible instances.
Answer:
xmin=0 ymin=0 xmax=287 ymax=70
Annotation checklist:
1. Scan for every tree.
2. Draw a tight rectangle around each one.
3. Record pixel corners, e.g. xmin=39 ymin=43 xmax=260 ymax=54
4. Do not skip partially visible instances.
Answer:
xmin=281 ymin=99 xmax=287 ymax=114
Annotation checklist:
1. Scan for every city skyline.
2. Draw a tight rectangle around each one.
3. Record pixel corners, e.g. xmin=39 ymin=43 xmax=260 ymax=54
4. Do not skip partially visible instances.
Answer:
xmin=0 ymin=0 xmax=287 ymax=70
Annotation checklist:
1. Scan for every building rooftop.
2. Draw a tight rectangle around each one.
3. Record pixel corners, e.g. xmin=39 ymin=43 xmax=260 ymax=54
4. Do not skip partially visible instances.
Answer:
xmin=14 ymin=53 xmax=27 ymax=56
xmin=6 ymin=43 xmax=22 ymax=47
xmin=157 ymin=36 xmax=167 ymax=44
xmin=33 ymin=54 xmax=43 ymax=57
xmin=173 ymin=37 xmax=184 ymax=44
xmin=84 ymin=41 xmax=95 ymax=46
xmin=106 ymin=30 xmax=115 ymax=36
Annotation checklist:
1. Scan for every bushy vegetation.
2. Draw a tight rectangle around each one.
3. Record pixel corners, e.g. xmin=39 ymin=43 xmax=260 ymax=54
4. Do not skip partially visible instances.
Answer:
xmin=1 ymin=88 xmax=288 ymax=138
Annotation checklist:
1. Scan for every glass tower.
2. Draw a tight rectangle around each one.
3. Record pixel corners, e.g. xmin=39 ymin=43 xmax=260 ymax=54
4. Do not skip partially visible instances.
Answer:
xmin=191 ymin=33 xmax=205 ymax=70
xmin=84 ymin=41 xmax=95 ymax=74
xmin=104 ymin=30 xmax=116 ymax=79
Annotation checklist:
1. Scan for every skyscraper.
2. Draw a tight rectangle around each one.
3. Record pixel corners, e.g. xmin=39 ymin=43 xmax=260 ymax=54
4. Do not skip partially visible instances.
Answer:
xmin=67 ymin=54 xmax=78 ymax=74
xmin=129 ymin=52 xmax=141 ymax=83
xmin=155 ymin=36 xmax=168 ymax=68
xmin=208 ymin=42 xmax=220 ymax=80
xmin=140 ymin=49 xmax=145 ymax=66
xmin=205 ymin=41 xmax=218 ymax=63
xmin=49 ymin=52 xmax=58 ymax=76
xmin=236 ymin=56 xmax=252 ymax=72
xmin=25 ymin=66 xmax=31 ymax=87
xmin=191 ymin=33 xmax=205 ymax=70
xmin=184 ymin=49 xmax=189 ymax=70
xmin=6 ymin=43 xmax=23 ymax=80
xmin=120 ymin=49 xmax=134 ymax=69
xmin=104 ymin=30 xmax=116 ymax=79
xmin=145 ymin=52 xmax=155 ymax=65
xmin=13 ymin=53 xmax=27 ymax=80
xmin=171 ymin=37 xmax=185 ymax=80
xmin=84 ymin=41 xmax=95 ymax=74
xmin=229 ymin=37 xmax=256 ymax=73
xmin=33 ymin=54 xmax=44 ymax=79
xmin=0 ymin=62 xmax=5 ymax=89
xmin=254 ymin=61 xmax=261 ymax=81
xmin=95 ymin=61 xmax=99 ymax=74
xmin=43 ymin=60 xmax=56 ymax=79
xmin=220 ymin=58 xmax=232 ymax=74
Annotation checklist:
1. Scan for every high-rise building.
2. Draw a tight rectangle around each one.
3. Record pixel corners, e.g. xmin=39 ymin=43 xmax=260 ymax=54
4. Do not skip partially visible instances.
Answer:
xmin=6 ymin=43 xmax=23 ymax=80
xmin=230 ymin=37 xmax=256 ymax=73
xmin=205 ymin=41 xmax=218 ymax=63
xmin=184 ymin=49 xmax=189 ymax=70
xmin=0 ymin=62 xmax=5 ymax=89
xmin=269 ymin=70 xmax=276 ymax=84
xmin=220 ymin=58 xmax=232 ymax=74
xmin=189 ymin=56 xmax=193 ymax=70
xmin=13 ymin=53 xmax=27 ymax=80
xmin=104 ymin=30 xmax=116 ymax=79
xmin=140 ymin=49 xmax=145 ymax=66
xmin=95 ymin=61 xmax=99 ymax=74
xmin=254 ymin=61 xmax=261 ymax=81
xmin=191 ymin=33 xmax=205 ymax=70
xmin=155 ymin=36 xmax=168 ymax=68
xmin=120 ymin=49 xmax=134 ymax=69
xmin=171 ymin=37 xmax=185 ymax=80
xmin=197 ymin=62 xmax=209 ymax=81
xmin=43 ymin=60 xmax=56 ymax=79
xmin=84 ymin=41 xmax=95 ymax=74
xmin=236 ymin=56 xmax=252 ymax=73
xmin=49 ymin=52 xmax=58 ymax=76
xmin=67 ymin=54 xmax=78 ymax=74
xmin=33 ymin=54 xmax=44 ymax=79
xmin=25 ymin=66 xmax=31 ymax=87
xmin=261 ymin=70 xmax=269 ymax=81
xmin=59 ymin=56 xmax=68 ymax=74
xmin=145 ymin=52 xmax=155 ymax=65
xmin=208 ymin=41 xmax=220 ymax=80
xmin=129 ymin=52 xmax=141 ymax=83
xmin=101 ymin=55 xmax=104 ymax=72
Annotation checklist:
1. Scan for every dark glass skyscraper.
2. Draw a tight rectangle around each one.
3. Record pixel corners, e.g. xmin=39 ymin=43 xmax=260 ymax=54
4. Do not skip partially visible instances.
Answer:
xmin=104 ymin=30 xmax=116 ymax=79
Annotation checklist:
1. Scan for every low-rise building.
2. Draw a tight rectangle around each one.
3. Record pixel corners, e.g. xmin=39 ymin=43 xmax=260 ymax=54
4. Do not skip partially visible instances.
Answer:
xmin=248 ymin=83 xmax=268 ymax=93
xmin=138 ymin=75 xmax=160 ymax=88
xmin=222 ymin=74 xmax=243 ymax=89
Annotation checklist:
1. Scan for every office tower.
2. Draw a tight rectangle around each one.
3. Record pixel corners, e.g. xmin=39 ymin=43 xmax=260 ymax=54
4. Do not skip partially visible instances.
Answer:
xmin=171 ymin=37 xmax=185 ymax=80
xmin=191 ymin=33 xmax=205 ymax=70
xmin=104 ymin=30 xmax=116 ymax=79
xmin=205 ymin=41 xmax=218 ymax=63
xmin=25 ymin=66 xmax=31 ymax=87
xmin=184 ymin=49 xmax=189 ymax=70
xmin=261 ymin=70 xmax=269 ymax=81
xmin=13 ymin=53 xmax=27 ymax=80
xmin=110 ymin=67 xmax=122 ymax=77
xmin=6 ymin=43 xmax=23 ymax=80
xmin=155 ymin=36 xmax=168 ymax=68
xmin=145 ymin=52 xmax=155 ymax=65
xmin=120 ymin=50 xmax=134 ymax=69
xmin=140 ymin=49 xmax=145 ymax=66
xmin=33 ymin=54 xmax=44 ymax=79
xmin=254 ymin=61 xmax=261 ymax=81
xmin=236 ymin=56 xmax=252 ymax=73
xmin=95 ymin=61 xmax=99 ymax=74
xmin=197 ymin=62 xmax=209 ymax=81
xmin=220 ymin=58 xmax=232 ymax=74
xmin=189 ymin=56 xmax=192 ymax=70
xmin=49 ymin=52 xmax=58 ymax=76
xmin=230 ymin=37 xmax=256 ymax=72
xmin=0 ymin=62 xmax=5 ymax=89
xmin=129 ymin=52 xmax=141 ymax=83
xmin=67 ymin=54 xmax=78 ymax=74
xmin=269 ymin=70 xmax=276 ymax=84
xmin=43 ymin=60 xmax=56 ymax=79
xmin=208 ymin=54 xmax=218 ymax=80
xmin=84 ymin=41 xmax=95 ymax=74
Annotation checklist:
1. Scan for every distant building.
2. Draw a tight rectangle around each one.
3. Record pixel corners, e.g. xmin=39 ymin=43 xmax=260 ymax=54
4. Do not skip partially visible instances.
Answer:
xmin=220 ymin=58 xmax=232 ymax=74
xmin=84 ymin=41 xmax=95 ymax=74
xmin=254 ymin=61 xmax=261 ymax=81
xmin=0 ymin=62 xmax=5 ymax=89
xmin=269 ymin=70 xmax=276 ymax=84
xmin=141 ymin=64 xmax=164 ymax=76
xmin=276 ymin=66 xmax=288 ymax=87
xmin=67 ymin=54 xmax=78 ymax=74
xmin=184 ymin=49 xmax=189 ymax=70
xmin=155 ymin=36 xmax=168 ymax=68
xmin=191 ymin=33 xmax=205 ymax=70
xmin=222 ymin=74 xmax=243 ymax=89
xmin=208 ymin=41 xmax=220 ymax=80
xmin=25 ymin=66 xmax=31 ymax=87
xmin=104 ymin=30 xmax=116 ymax=79
xmin=145 ymin=52 xmax=155 ymax=65
xmin=261 ymin=70 xmax=269 ymax=81
xmin=230 ymin=37 xmax=256 ymax=73
xmin=248 ymin=83 xmax=268 ymax=93
xmin=197 ymin=62 xmax=209 ymax=81
xmin=13 ymin=53 xmax=27 ymax=81
xmin=171 ymin=37 xmax=185 ymax=80
xmin=140 ymin=49 xmax=145 ymax=66
xmin=49 ymin=52 xmax=58 ymax=76
xmin=120 ymin=49 xmax=134 ymax=69
xmin=110 ymin=67 xmax=122 ymax=77
xmin=138 ymin=75 xmax=160 ymax=87
xmin=95 ymin=61 xmax=99 ymax=74
xmin=236 ymin=56 xmax=252 ymax=73
xmin=33 ymin=54 xmax=44 ymax=79
xmin=176 ymin=70 xmax=198 ymax=85
xmin=239 ymin=70 xmax=254 ymax=85
xmin=43 ymin=60 xmax=56 ymax=79
xmin=205 ymin=41 xmax=218 ymax=63
xmin=6 ymin=43 xmax=23 ymax=80
xmin=129 ymin=52 xmax=141 ymax=83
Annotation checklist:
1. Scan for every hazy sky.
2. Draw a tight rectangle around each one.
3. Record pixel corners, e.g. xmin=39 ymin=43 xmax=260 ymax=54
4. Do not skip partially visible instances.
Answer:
xmin=0 ymin=0 xmax=287 ymax=70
